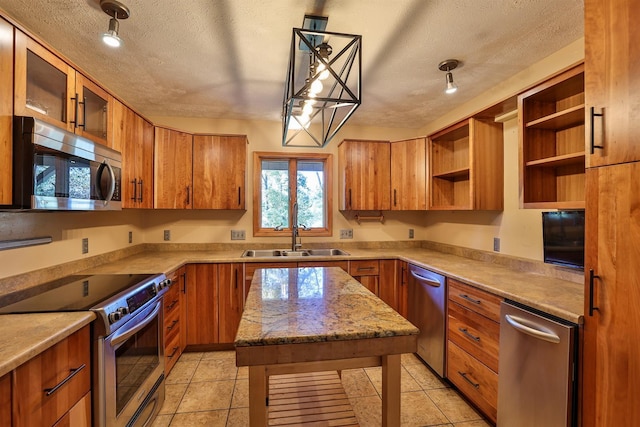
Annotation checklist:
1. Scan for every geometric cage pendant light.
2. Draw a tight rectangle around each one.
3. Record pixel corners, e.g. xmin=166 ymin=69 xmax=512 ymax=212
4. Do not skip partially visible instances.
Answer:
xmin=282 ymin=16 xmax=362 ymax=147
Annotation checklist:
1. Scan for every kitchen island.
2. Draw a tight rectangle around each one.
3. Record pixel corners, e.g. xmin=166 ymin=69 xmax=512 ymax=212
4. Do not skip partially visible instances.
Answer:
xmin=235 ymin=266 xmax=419 ymax=426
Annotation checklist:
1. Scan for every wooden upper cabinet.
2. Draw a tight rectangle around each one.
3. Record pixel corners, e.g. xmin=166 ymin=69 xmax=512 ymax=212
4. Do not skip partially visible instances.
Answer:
xmin=0 ymin=18 xmax=13 ymax=205
xmin=585 ymin=0 xmax=640 ymax=167
xmin=429 ymin=118 xmax=503 ymax=210
xmin=518 ymin=64 xmax=585 ymax=209
xmin=154 ymin=127 xmax=193 ymax=209
xmin=338 ymin=139 xmax=391 ymax=211
xmin=390 ymin=137 xmax=427 ymax=210
xmin=583 ymin=163 xmax=640 ymax=427
xmin=116 ymin=101 xmax=154 ymax=208
xmin=14 ymin=30 xmax=112 ymax=148
xmin=192 ymin=135 xmax=247 ymax=209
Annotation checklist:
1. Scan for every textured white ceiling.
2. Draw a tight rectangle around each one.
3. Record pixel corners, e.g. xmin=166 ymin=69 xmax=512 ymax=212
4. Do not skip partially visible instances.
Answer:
xmin=0 ymin=0 xmax=584 ymax=128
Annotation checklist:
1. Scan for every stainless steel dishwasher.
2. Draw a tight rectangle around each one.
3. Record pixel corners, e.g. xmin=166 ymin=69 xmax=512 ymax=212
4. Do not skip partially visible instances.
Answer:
xmin=407 ymin=263 xmax=446 ymax=377
xmin=498 ymin=301 xmax=578 ymax=427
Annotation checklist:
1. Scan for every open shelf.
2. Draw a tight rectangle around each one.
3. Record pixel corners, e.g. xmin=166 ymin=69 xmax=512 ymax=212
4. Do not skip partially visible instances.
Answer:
xmin=525 ymin=152 xmax=586 ymax=168
xmin=519 ymin=64 xmax=585 ymax=208
xmin=432 ymin=167 xmax=470 ymax=179
xmin=526 ymin=104 xmax=585 ymax=130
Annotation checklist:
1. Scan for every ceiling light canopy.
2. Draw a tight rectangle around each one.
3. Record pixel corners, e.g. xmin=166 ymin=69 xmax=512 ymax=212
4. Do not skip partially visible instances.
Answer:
xmin=282 ymin=16 xmax=362 ymax=148
xmin=100 ymin=0 xmax=130 ymax=48
xmin=438 ymin=59 xmax=459 ymax=94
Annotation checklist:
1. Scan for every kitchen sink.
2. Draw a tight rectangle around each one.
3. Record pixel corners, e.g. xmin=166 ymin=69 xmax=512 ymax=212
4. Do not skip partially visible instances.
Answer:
xmin=241 ymin=248 xmax=350 ymax=258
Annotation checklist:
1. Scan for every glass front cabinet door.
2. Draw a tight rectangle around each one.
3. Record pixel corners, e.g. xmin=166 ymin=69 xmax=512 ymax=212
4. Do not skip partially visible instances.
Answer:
xmin=14 ymin=30 xmax=111 ymax=147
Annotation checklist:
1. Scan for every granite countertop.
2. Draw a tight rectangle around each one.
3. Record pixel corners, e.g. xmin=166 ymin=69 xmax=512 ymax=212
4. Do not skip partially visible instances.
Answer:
xmin=235 ymin=267 xmax=419 ymax=347
xmin=0 ymin=243 xmax=584 ymax=376
xmin=79 ymin=247 xmax=584 ymax=324
xmin=0 ymin=311 xmax=95 ymax=377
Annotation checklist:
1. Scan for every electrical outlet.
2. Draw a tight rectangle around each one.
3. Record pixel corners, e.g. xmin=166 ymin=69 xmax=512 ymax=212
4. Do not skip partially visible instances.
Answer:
xmin=163 ymin=230 xmax=171 ymax=241
xmin=493 ymin=237 xmax=500 ymax=252
xmin=82 ymin=238 xmax=89 ymax=254
xmin=231 ymin=230 xmax=246 ymax=240
xmin=409 ymin=229 xmax=414 ymax=239
xmin=128 ymin=231 xmax=133 ymax=244
xmin=340 ymin=229 xmax=353 ymax=239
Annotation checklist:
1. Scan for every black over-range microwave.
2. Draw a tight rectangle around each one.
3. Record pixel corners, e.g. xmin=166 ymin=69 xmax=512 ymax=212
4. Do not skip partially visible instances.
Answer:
xmin=6 ymin=116 xmax=122 ymax=211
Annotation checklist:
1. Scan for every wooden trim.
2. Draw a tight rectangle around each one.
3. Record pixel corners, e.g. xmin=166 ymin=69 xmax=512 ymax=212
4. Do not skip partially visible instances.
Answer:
xmin=0 ymin=18 xmax=12 ymax=205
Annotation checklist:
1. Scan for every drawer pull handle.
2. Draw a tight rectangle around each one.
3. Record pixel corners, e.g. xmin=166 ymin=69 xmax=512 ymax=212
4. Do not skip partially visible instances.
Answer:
xmin=167 ymin=319 xmax=179 ymax=331
xmin=166 ymin=299 xmax=178 ymax=310
xmin=458 ymin=371 xmax=479 ymax=389
xmin=44 ymin=364 xmax=86 ymax=396
xmin=357 ymin=266 xmax=375 ymax=271
xmin=590 ymin=106 xmax=604 ymax=153
xmin=459 ymin=294 xmax=481 ymax=305
xmin=459 ymin=327 xmax=480 ymax=342
xmin=168 ymin=346 xmax=180 ymax=359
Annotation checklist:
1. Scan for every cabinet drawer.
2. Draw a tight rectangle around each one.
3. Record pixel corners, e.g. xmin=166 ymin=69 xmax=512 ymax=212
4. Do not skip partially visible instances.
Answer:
xmin=165 ymin=331 xmax=182 ymax=374
xmin=448 ymin=302 xmax=500 ymax=372
xmin=447 ymin=340 xmax=498 ymax=423
xmin=163 ymin=283 xmax=180 ymax=317
xmin=164 ymin=307 xmax=181 ymax=343
xmin=52 ymin=391 xmax=91 ymax=427
xmin=349 ymin=260 xmax=380 ymax=276
xmin=14 ymin=326 xmax=91 ymax=427
xmin=448 ymin=278 xmax=502 ymax=322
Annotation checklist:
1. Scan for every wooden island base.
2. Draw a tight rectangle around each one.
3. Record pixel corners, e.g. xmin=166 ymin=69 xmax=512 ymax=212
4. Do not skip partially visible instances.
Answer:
xmin=246 ymin=355 xmax=401 ymax=427
xmin=268 ymin=370 xmax=358 ymax=426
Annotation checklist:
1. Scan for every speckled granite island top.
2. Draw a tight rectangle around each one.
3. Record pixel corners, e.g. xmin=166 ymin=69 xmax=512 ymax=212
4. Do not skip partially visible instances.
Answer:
xmin=235 ymin=267 xmax=419 ymax=347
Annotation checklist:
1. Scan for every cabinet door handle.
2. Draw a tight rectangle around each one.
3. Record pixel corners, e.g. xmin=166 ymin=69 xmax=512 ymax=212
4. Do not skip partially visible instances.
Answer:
xmin=131 ymin=178 xmax=138 ymax=202
xmin=185 ymin=186 xmax=190 ymax=205
xmin=590 ymin=107 xmax=604 ymax=154
xmin=70 ymin=93 xmax=80 ymax=128
xmin=458 ymin=371 xmax=479 ymax=389
xmin=238 ymin=186 xmax=242 ymax=206
xmin=348 ymin=189 xmax=352 ymax=209
xmin=44 ymin=364 xmax=86 ymax=396
xmin=181 ymin=273 xmax=187 ymax=293
xmin=138 ymin=179 xmax=144 ymax=202
xmin=459 ymin=327 xmax=480 ymax=342
xmin=167 ymin=346 xmax=180 ymax=359
xmin=78 ymin=97 xmax=86 ymax=129
xmin=589 ymin=269 xmax=600 ymax=316
xmin=234 ymin=267 xmax=238 ymax=289
xmin=459 ymin=294 xmax=481 ymax=305
xmin=167 ymin=319 xmax=179 ymax=331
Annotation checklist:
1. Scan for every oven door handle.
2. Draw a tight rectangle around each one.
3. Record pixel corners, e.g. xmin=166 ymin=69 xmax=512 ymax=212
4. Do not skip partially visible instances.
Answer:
xmin=110 ymin=301 xmax=162 ymax=347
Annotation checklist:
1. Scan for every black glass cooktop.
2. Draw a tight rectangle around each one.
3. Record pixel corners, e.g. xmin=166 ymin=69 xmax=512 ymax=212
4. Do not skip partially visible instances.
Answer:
xmin=0 ymin=274 xmax=156 ymax=313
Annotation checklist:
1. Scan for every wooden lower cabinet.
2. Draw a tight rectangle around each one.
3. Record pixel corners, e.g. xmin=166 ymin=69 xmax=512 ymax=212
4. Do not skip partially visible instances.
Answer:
xmin=397 ymin=261 xmax=409 ymax=319
xmin=185 ymin=264 xmax=218 ymax=346
xmin=378 ymin=260 xmax=399 ymax=311
xmin=218 ymin=263 xmax=244 ymax=343
xmin=0 ymin=373 xmax=10 ymax=426
xmin=13 ymin=325 xmax=91 ymax=427
xmin=52 ymin=392 xmax=91 ymax=427
xmin=446 ymin=278 xmax=501 ymax=424
xmin=164 ymin=268 xmax=184 ymax=374
xmin=349 ymin=260 xmax=380 ymax=294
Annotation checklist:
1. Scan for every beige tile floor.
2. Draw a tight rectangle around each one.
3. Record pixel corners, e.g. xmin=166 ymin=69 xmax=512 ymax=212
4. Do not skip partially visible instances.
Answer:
xmin=152 ymin=351 xmax=491 ymax=427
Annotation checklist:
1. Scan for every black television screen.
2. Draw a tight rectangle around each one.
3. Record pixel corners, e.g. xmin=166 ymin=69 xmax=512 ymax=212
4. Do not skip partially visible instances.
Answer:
xmin=542 ymin=210 xmax=585 ymax=270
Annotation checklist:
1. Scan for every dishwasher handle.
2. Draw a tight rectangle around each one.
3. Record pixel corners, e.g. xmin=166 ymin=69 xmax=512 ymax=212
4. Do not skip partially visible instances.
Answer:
xmin=409 ymin=270 xmax=442 ymax=288
xmin=505 ymin=314 xmax=560 ymax=344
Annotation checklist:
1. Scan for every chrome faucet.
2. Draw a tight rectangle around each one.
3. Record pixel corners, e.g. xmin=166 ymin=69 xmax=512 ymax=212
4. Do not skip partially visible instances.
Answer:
xmin=291 ymin=202 xmax=301 ymax=251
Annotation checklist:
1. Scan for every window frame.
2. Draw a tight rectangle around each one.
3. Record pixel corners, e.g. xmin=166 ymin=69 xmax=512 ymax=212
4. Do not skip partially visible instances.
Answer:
xmin=253 ymin=152 xmax=333 ymax=237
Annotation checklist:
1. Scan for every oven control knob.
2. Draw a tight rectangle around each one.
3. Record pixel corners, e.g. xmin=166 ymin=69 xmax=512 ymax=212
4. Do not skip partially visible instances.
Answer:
xmin=118 ymin=307 xmax=129 ymax=316
xmin=108 ymin=311 xmax=121 ymax=324
xmin=159 ymin=279 xmax=172 ymax=290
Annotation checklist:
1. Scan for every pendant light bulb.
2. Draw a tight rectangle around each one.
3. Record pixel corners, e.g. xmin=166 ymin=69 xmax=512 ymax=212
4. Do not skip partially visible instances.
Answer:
xmin=102 ymin=18 xmax=122 ymax=47
xmin=445 ymin=72 xmax=457 ymax=94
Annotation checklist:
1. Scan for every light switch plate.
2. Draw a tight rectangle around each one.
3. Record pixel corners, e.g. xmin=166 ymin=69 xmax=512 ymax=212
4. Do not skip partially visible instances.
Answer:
xmin=409 ymin=229 xmax=414 ymax=239
xmin=163 ymin=230 xmax=171 ymax=241
xmin=493 ymin=237 xmax=500 ymax=252
xmin=128 ymin=231 xmax=133 ymax=244
xmin=340 ymin=229 xmax=353 ymax=239
xmin=82 ymin=238 xmax=89 ymax=254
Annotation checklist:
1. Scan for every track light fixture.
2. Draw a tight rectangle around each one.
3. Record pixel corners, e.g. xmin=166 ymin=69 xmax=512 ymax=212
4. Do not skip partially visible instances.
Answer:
xmin=438 ymin=59 xmax=459 ymax=94
xmin=100 ymin=0 xmax=130 ymax=48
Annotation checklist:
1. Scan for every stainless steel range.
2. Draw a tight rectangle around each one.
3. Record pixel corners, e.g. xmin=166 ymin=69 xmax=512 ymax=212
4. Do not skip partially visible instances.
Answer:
xmin=0 ymin=273 xmax=171 ymax=427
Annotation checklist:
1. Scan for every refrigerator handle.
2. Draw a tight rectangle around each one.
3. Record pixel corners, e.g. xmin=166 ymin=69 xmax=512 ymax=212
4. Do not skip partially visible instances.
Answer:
xmin=505 ymin=314 xmax=560 ymax=344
